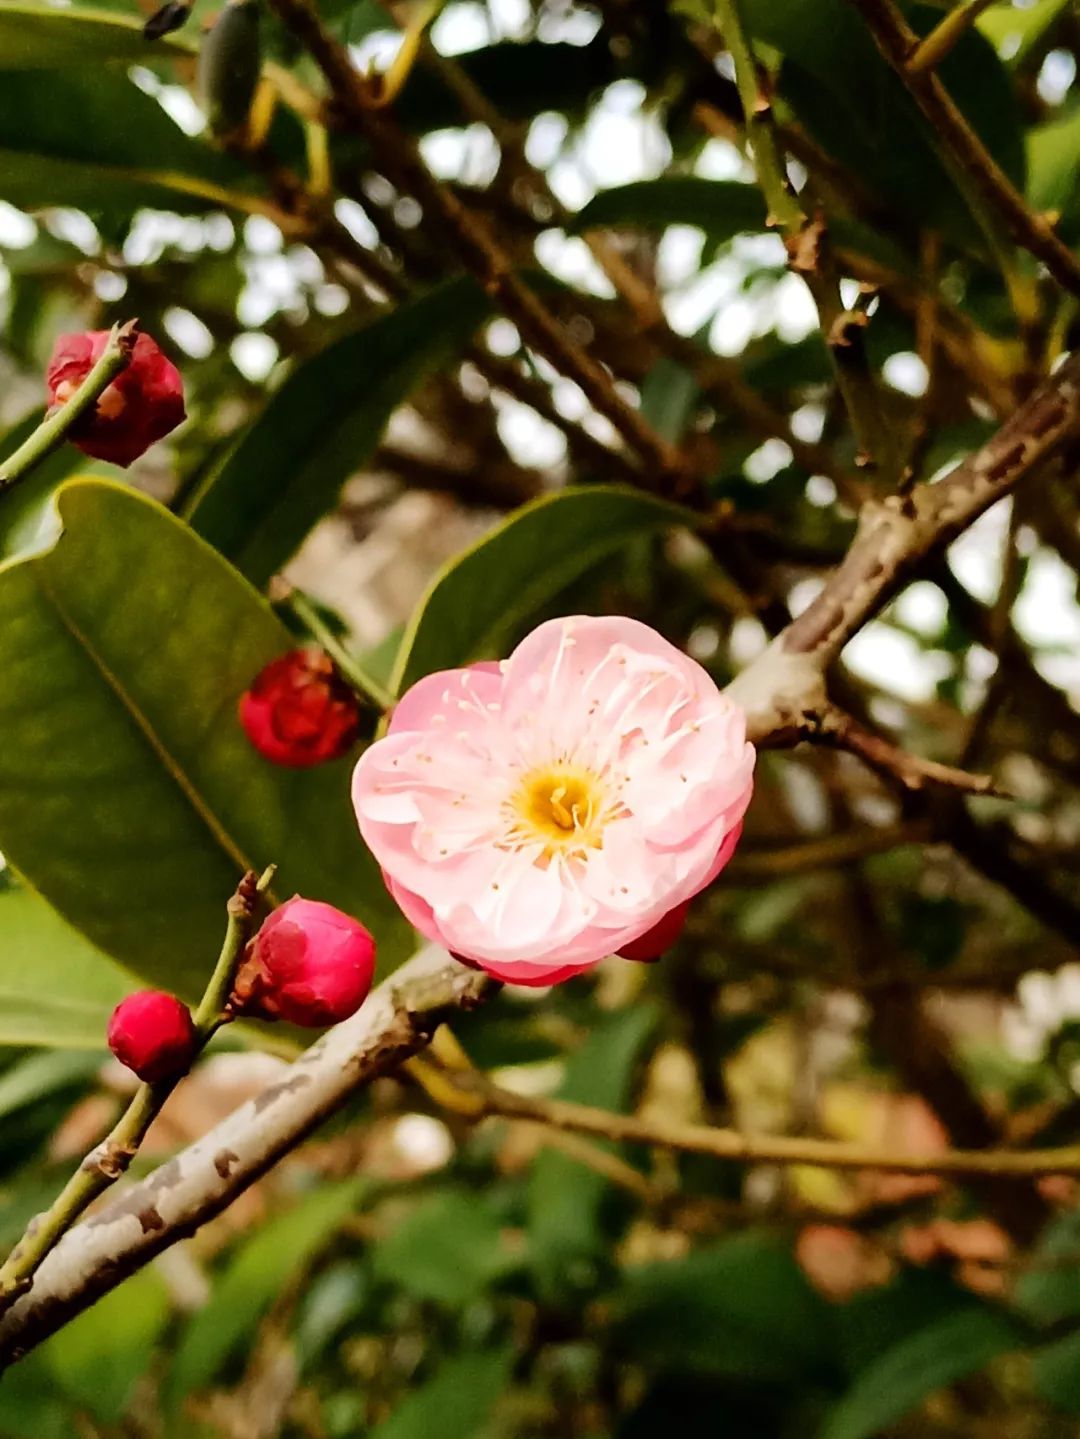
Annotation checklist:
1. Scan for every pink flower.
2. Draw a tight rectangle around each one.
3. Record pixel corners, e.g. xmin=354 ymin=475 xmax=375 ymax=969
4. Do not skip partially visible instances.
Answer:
xmin=352 ymin=615 xmax=754 ymax=986
xmin=46 ymin=329 xmax=185 ymax=467
xmin=107 ymin=991 xmax=197 ymax=1083
xmin=231 ymin=896 xmax=376 ymax=1027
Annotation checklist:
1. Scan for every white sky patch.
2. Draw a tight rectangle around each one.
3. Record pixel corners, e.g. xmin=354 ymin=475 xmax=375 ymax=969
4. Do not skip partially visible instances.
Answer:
xmin=0 ymin=202 xmax=36 ymax=248
xmin=845 ymin=622 xmax=954 ymax=701
xmin=46 ymin=209 xmax=99 ymax=255
xmin=1038 ymin=48 xmax=1076 ymax=106
xmin=129 ymin=67 xmax=205 ymax=136
xmin=947 ymin=498 xmax=1009 ymax=604
xmin=430 ymin=2 xmax=491 ymax=54
xmin=533 ymin=230 xmax=616 ymax=298
xmin=894 ymin=580 xmax=947 ymax=636
xmin=883 ymin=350 xmax=928 ymax=397
xmin=744 ymin=437 xmax=793 ymax=483
xmin=163 ymin=306 xmax=214 ymax=360
xmin=495 ymin=393 xmax=567 ymax=468
xmin=334 ymin=197 xmax=380 ymax=251
xmin=695 ymin=138 xmax=752 ymax=182
xmin=231 ymin=331 xmax=279 ymax=383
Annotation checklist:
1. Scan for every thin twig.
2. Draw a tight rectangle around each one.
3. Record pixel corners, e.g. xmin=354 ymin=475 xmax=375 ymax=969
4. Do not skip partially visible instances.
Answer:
xmin=0 ymin=869 xmax=273 ymax=1315
xmin=907 ymin=0 xmax=997 ymax=73
xmin=444 ymin=1068 xmax=1080 ymax=1179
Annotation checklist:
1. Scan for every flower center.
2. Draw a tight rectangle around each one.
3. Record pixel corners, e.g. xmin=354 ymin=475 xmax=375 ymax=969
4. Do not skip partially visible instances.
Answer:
xmin=506 ymin=765 xmax=612 ymax=857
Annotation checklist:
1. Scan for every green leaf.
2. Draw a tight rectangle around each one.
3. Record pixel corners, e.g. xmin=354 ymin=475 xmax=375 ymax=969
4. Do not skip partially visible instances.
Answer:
xmin=0 ymin=413 xmax=105 ymax=566
xmin=1028 ymin=106 xmax=1080 ymax=244
xmin=375 ymin=1190 xmax=519 ymax=1304
xmin=1033 ymin=1329 xmax=1080 ymax=1414
xmin=574 ymin=178 xmax=767 ymax=244
xmin=0 ymin=884 xmax=131 ymax=1048
xmin=0 ymin=68 xmax=256 ymax=216
xmin=41 ymin=1268 xmax=171 ymax=1424
xmin=185 ymin=279 xmax=490 ymax=588
xmin=641 ymin=359 xmax=700 ymax=445
xmin=0 ymin=1049 xmax=104 ymax=1120
xmin=392 ymin=487 xmax=692 ymax=695
xmin=1016 ymin=1202 xmax=1080 ymax=1324
xmin=615 ymin=1233 xmax=837 ymax=1383
xmin=0 ymin=478 xmax=408 ymax=999
xmin=978 ymin=0 xmax=1072 ymax=66
xmin=168 ymin=1178 xmax=365 ymax=1405
xmin=0 ymin=2 xmax=194 ymax=67
xmin=528 ymin=1006 xmax=659 ymax=1291
xmin=742 ymin=0 xmax=1025 ymax=246
xmin=371 ymin=1348 xmax=514 ymax=1439
xmin=820 ymin=1308 xmax=1023 ymax=1439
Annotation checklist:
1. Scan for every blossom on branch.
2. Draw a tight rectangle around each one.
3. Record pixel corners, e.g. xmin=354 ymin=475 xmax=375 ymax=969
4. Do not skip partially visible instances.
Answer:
xmin=239 ymin=649 xmax=361 ymax=767
xmin=107 ymin=991 xmax=197 ymax=1083
xmin=352 ymin=615 xmax=755 ymax=986
xmin=46 ymin=329 xmax=185 ymax=467
xmin=232 ymin=896 xmax=377 ymax=1027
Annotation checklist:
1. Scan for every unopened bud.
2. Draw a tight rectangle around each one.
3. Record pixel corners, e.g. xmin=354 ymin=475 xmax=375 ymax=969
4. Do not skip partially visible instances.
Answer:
xmin=239 ymin=649 xmax=361 ymax=767
xmin=107 ymin=991 xmax=197 ymax=1083
xmin=232 ymin=896 xmax=376 ymax=1027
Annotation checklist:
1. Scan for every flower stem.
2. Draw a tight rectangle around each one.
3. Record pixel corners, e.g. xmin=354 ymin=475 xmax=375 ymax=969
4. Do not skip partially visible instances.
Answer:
xmin=0 ymin=321 xmax=139 ymax=497
xmin=284 ymin=587 xmax=395 ymax=711
xmin=0 ymin=867 xmax=273 ymax=1314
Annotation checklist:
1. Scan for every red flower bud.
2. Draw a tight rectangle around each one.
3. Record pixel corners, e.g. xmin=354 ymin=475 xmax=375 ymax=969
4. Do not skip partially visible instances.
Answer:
xmin=107 ymin=991 xmax=198 ymax=1083
xmin=239 ymin=649 xmax=361 ymax=767
xmin=46 ymin=330 xmax=185 ymax=468
xmin=232 ymin=896 xmax=376 ymax=1027
xmin=617 ymin=899 xmax=691 ymax=963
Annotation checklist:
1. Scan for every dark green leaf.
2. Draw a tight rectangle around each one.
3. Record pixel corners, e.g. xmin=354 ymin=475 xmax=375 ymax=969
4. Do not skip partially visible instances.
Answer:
xmin=820 ymin=1307 xmax=1023 ymax=1439
xmin=168 ymin=1178 xmax=365 ymax=1404
xmin=615 ymin=1233 xmax=837 ymax=1383
xmin=392 ymin=487 xmax=692 ymax=694
xmin=0 ymin=884 xmax=131 ymax=1048
xmin=186 ymin=279 xmax=490 ymax=587
xmin=371 ymin=1348 xmax=514 ymax=1439
xmin=0 ymin=2 xmax=194 ymax=67
xmin=375 ymin=1189 xmax=518 ymax=1304
xmin=0 ymin=479 xmax=408 ymax=999
xmin=574 ymin=178 xmax=767 ymax=243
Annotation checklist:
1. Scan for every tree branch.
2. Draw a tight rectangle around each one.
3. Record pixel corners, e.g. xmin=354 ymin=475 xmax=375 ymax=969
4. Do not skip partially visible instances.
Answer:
xmin=0 ymin=949 xmax=495 ymax=1369
xmin=847 ymin=0 xmax=1080 ymax=298
xmin=728 ymin=350 xmax=1080 ymax=740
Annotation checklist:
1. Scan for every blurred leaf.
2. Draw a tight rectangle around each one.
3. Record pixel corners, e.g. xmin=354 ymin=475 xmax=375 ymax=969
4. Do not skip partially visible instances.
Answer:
xmin=528 ymin=1006 xmax=659 ymax=1292
xmin=0 ymin=2 xmax=194 ymax=66
xmin=1017 ymin=1203 xmax=1080 ymax=1324
xmin=743 ymin=0 xmax=1025 ymax=245
xmin=1033 ymin=1328 xmax=1080 ymax=1414
xmin=0 ymin=1356 xmax=75 ymax=1438
xmin=0 ymin=885 xmax=131 ymax=1047
xmin=370 ymin=1348 xmax=514 ymax=1439
xmin=0 ymin=69 xmax=255 ymax=216
xmin=820 ymin=1307 xmax=1023 ymax=1439
xmin=1028 ymin=105 xmax=1080 ymax=243
xmin=0 ymin=412 xmax=99 ymax=565
xmin=641 ymin=358 xmax=700 ymax=445
xmin=168 ymin=1178 xmax=364 ymax=1405
xmin=375 ymin=1189 xmax=519 ymax=1304
xmin=574 ymin=178 xmax=767 ymax=243
xmin=186 ymin=279 xmax=490 ymax=587
xmin=978 ymin=0 xmax=1072 ymax=65
xmin=0 ymin=1050 xmax=103 ymax=1121
xmin=0 ymin=479 xmax=408 ymax=1000
xmin=41 ymin=1268 xmax=171 ymax=1424
xmin=393 ymin=487 xmax=691 ymax=694
xmin=294 ymin=1260 xmax=371 ymax=1368
xmin=615 ymin=1233 xmax=837 ymax=1383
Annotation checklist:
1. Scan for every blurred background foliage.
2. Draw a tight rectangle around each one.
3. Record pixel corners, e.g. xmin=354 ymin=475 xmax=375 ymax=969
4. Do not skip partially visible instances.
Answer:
xmin=3 ymin=0 xmax=1080 ymax=1432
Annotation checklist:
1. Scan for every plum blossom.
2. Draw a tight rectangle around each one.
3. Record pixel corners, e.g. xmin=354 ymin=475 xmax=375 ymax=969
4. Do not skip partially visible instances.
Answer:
xmin=352 ymin=615 xmax=755 ymax=986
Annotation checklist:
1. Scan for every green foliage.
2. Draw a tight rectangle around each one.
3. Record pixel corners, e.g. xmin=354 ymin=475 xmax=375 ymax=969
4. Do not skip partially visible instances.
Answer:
xmin=374 ymin=1188 xmax=520 ymax=1304
xmin=167 ymin=1179 xmax=365 ymax=1405
xmin=187 ymin=279 xmax=491 ymax=586
xmin=370 ymin=1348 xmax=514 ymax=1439
xmin=820 ymin=1308 xmax=1025 ymax=1439
xmin=393 ymin=487 xmax=691 ymax=693
xmin=0 ymin=479 xmax=407 ymax=998
xmin=0 ymin=884 xmax=131 ymax=1047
